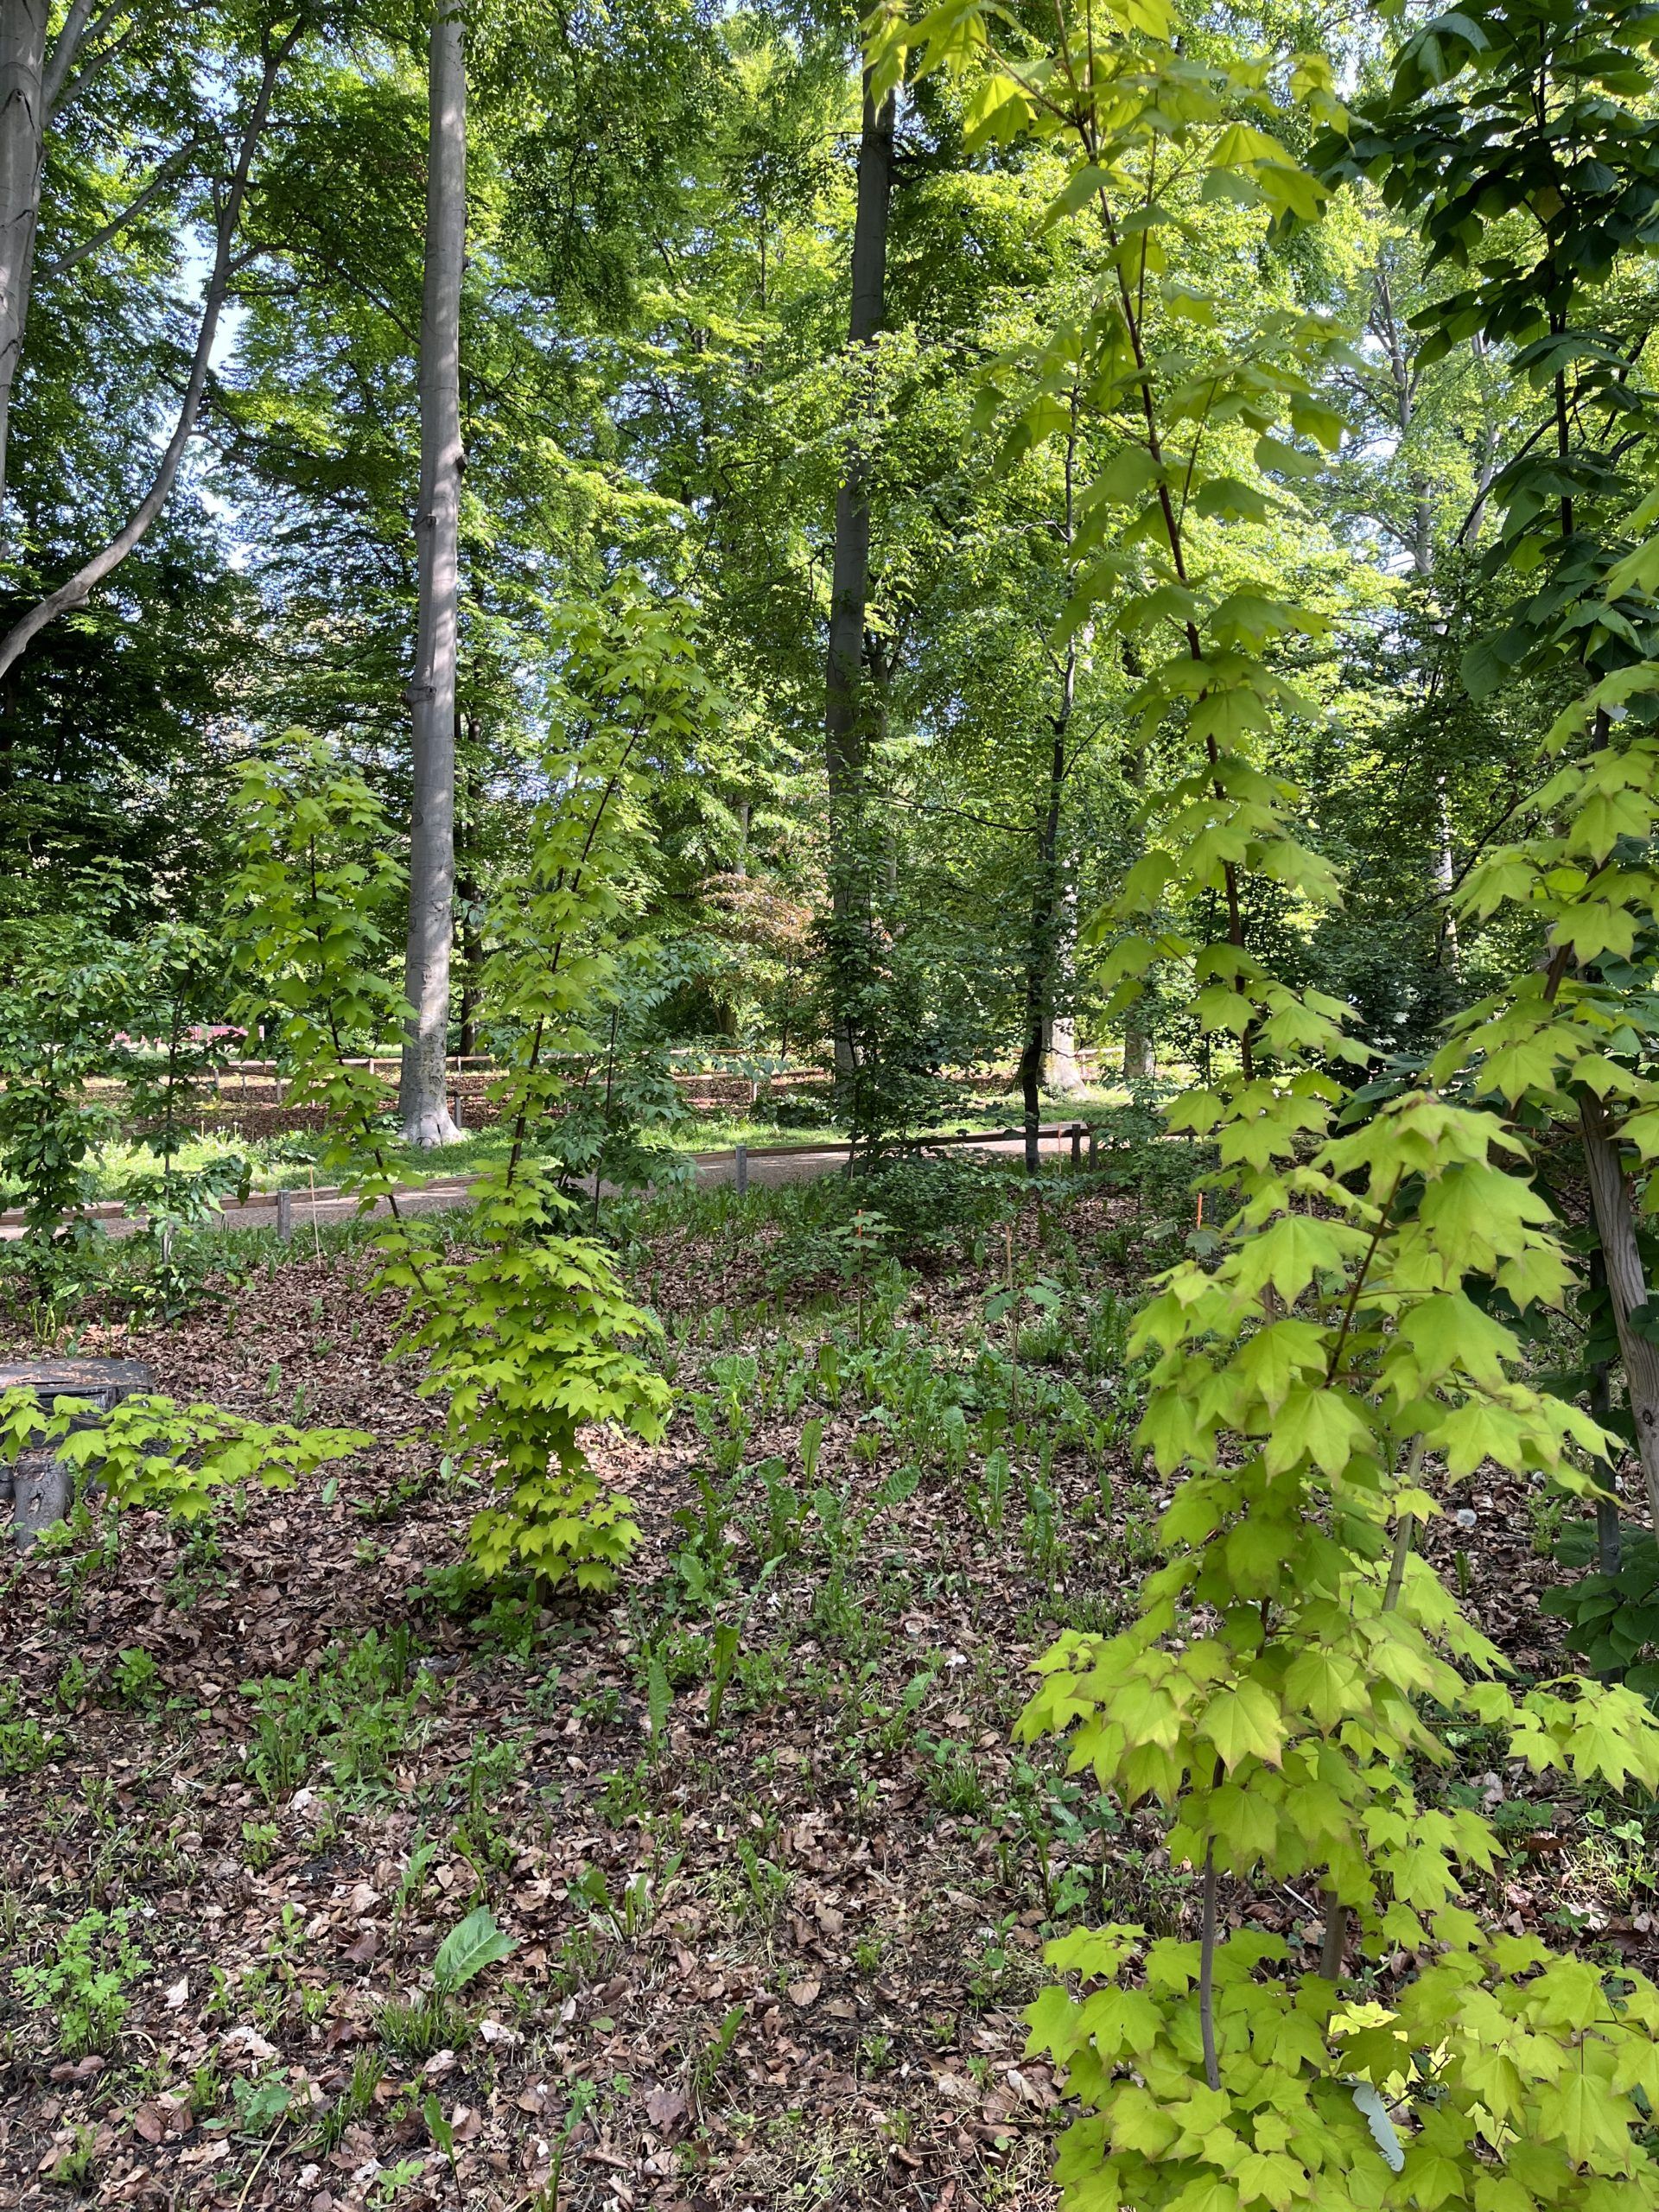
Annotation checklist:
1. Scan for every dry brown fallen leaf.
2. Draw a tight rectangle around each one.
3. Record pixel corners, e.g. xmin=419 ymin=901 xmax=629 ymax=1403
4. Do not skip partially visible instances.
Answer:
xmin=643 ymin=2086 xmax=687 ymax=2134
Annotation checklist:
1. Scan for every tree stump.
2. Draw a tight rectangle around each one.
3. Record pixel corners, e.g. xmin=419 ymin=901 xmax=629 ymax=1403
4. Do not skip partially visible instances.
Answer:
xmin=0 ymin=1358 xmax=155 ymax=1550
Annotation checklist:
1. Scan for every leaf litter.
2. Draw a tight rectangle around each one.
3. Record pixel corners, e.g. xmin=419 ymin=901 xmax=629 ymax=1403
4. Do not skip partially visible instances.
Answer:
xmin=0 ymin=1190 xmax=1649 ymax=2209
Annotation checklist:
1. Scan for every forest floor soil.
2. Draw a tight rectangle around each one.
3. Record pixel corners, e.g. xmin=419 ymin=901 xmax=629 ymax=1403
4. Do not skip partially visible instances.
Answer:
xmin=0 ymin=1185 xmax=1638 ymax=2210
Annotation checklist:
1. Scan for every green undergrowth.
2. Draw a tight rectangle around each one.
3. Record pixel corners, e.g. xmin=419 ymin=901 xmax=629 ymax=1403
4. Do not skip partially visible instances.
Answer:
xmin=60 ymin=1077 xmax=1162 ymax=1211
xmin=7 ymin=1149 xmax=1659 ymax=2210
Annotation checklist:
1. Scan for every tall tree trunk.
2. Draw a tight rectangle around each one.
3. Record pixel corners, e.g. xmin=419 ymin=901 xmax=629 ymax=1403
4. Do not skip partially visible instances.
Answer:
xmin=1020 ymin=717 xmax=1070 ymax=1172
xmin=0 ymin=0 xmax=48 ymax=528
xmin=454 ymin=717 xmax=481 ymax=1059
xmin=1043 ymin=1015 xmax=1084 ymax=1093
xmin=0 ymin=22 xmax=295 ymax=679
xmin=1376 ymin=256 xmax=1465 ymax=995
xmin=1043 ymin=849 xmax=1084 ymax=1093
xmin=823 ymin=70 xmax=894 ymax=1092
xmin=1587 ymin=1247 xmax=1623 ymax=1576
xmin=1020 ymin=402 xmax=1080 ymax=1169
xmin=1580 ymin=1094 xmax=1659 ymax=1535
xmin=1119 ymin=640 xmax=1156 ymax=1084
xmin=455 ymin=880 xmax=479 ymax=1058
xmin=1122 ymin=1024 xmax=1156 ymax=1083
xmin=0 ymin=0 xmax=142 ymax=537
xmin=399 ymin=0 xmax=467 ymax=1148
xmin=1433 ymin=774 xmax=1460 ymax=979
xmin=710 ymin=793 xmax=749 ymax=1041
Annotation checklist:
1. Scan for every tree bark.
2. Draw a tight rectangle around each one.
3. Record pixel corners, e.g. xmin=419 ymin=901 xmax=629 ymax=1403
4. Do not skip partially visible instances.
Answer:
xmin=454 ymin=720 xmax=482 ymax=1060
xmin=1020 ymin=403 xmax=1079 ymax=1170
xmin=1433 ymin=775 xmax=1460 ymax=979
xmin=1043 ymin=1013 xmax=1084 ymax=1093
xmin=0 ymin=25 xmax=293 ymax=678
xmin=823 ymin=70 xmax=894 ymax=1091
xmin=1118 ymin=644 xmax=1157 ymax=1084
xmin=1123 ymin=1025 xmax=1156 ymax=1082
xmin=1587 ymin=1248 xmax=1623 ymax=1576
xmin=1020 ymin=715 xmax=1070 ymax=1172
xmin=1580 ymin=1093 xmax=1659 ymax=1534
xmin=398 ymin=0 xmax=467 ymax=1148
xmin=0 ymin=0 xmax=48 ymax=529
xmin=0 ymin=0 xmax=136 ymax=537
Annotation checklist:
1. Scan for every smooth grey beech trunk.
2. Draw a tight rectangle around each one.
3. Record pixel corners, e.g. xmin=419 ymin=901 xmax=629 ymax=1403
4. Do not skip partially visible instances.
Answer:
xmin=1020 ymin=402 xmax=1082 ymax=1171
xmin=1043 ymin=1011 xmax=1084 ymax=1092
xmin=0 ymin=0 xmax=48 ymax=525
xmin=0 ymin=0 xmax=149 ymax=534
xmin=823 ymin=71 xmax=894 ymax=1089
xmin=398 ymin=0 xmax=466 ymax=1149
xmin=1119 ymin=650 xmax=1156 ymax=1084
xmin=0 ymin=22 xmax=296 ymax=679
xmin=1020 ymin=709 xmax=1072 ymax=1171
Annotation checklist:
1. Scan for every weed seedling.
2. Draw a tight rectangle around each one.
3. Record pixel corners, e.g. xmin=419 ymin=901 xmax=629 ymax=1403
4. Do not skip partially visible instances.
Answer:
xmin=733 ymin=1837 xmax=790 ymax=1926
xmin=315 ymin=2052 xmax=385 ymax=2154
xmin=0 ymin=1681 xmax=63 ymax=1775
xmin=691 ymin=2005 xmax=745 ymax=2105
xmin=375 ymin=1902 xmax=514 ymax=2062
xmin=14 ymin=1906 xmax=153 ymax=2055
xmin=232 ymin=2072 xmax=291 ymax=2135
xmin=45 ymin=2126 xmax=99 ymax=2190
xmin=108 ymin=1644 xmax=163 ymax=1710
xmin=925 ymin=1739 xmax=989 ymax=1818
xmin=241 ymin=1819 xmax=281 ymax=1872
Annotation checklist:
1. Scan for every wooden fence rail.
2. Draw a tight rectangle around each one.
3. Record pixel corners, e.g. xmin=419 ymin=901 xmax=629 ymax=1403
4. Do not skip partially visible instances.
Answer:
xmin=0 ymin=1122 xmax=1103 ymax=1236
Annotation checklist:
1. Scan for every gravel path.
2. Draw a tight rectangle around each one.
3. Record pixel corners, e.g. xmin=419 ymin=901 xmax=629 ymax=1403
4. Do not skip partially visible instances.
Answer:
xmin=2 ymin=1127 xmax=1088 ymax=1242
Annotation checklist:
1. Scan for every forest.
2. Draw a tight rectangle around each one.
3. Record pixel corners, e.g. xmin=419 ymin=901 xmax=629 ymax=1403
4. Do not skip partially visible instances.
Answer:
xmin=8 ymin=0 xmax=1659 ymax=2208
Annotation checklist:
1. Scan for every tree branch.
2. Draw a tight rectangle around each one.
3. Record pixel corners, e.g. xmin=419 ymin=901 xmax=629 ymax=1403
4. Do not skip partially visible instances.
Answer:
xmin=0 ymin=29 xmax=296 ymax=683
xmin=44 ymin=0 xmax=135 ymax=118
xmin=38 ymin=142 xmax=194 ymax=278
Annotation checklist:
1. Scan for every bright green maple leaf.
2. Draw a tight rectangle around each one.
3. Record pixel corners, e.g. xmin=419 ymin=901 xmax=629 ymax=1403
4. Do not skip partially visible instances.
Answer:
xmin=1264 ymin=1386 xmax=1373 ymax=1478
xmin=1230 ymin=2149 xmax=1307 ymax=2209
xmin=1536 ymin=2073 xmax=1630 ymax=2167
xmin=1198 ymin=1680 xmax=1286 ymax=1770
xmin=1284 ymin=1648 xmax=1364 ymax=1732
